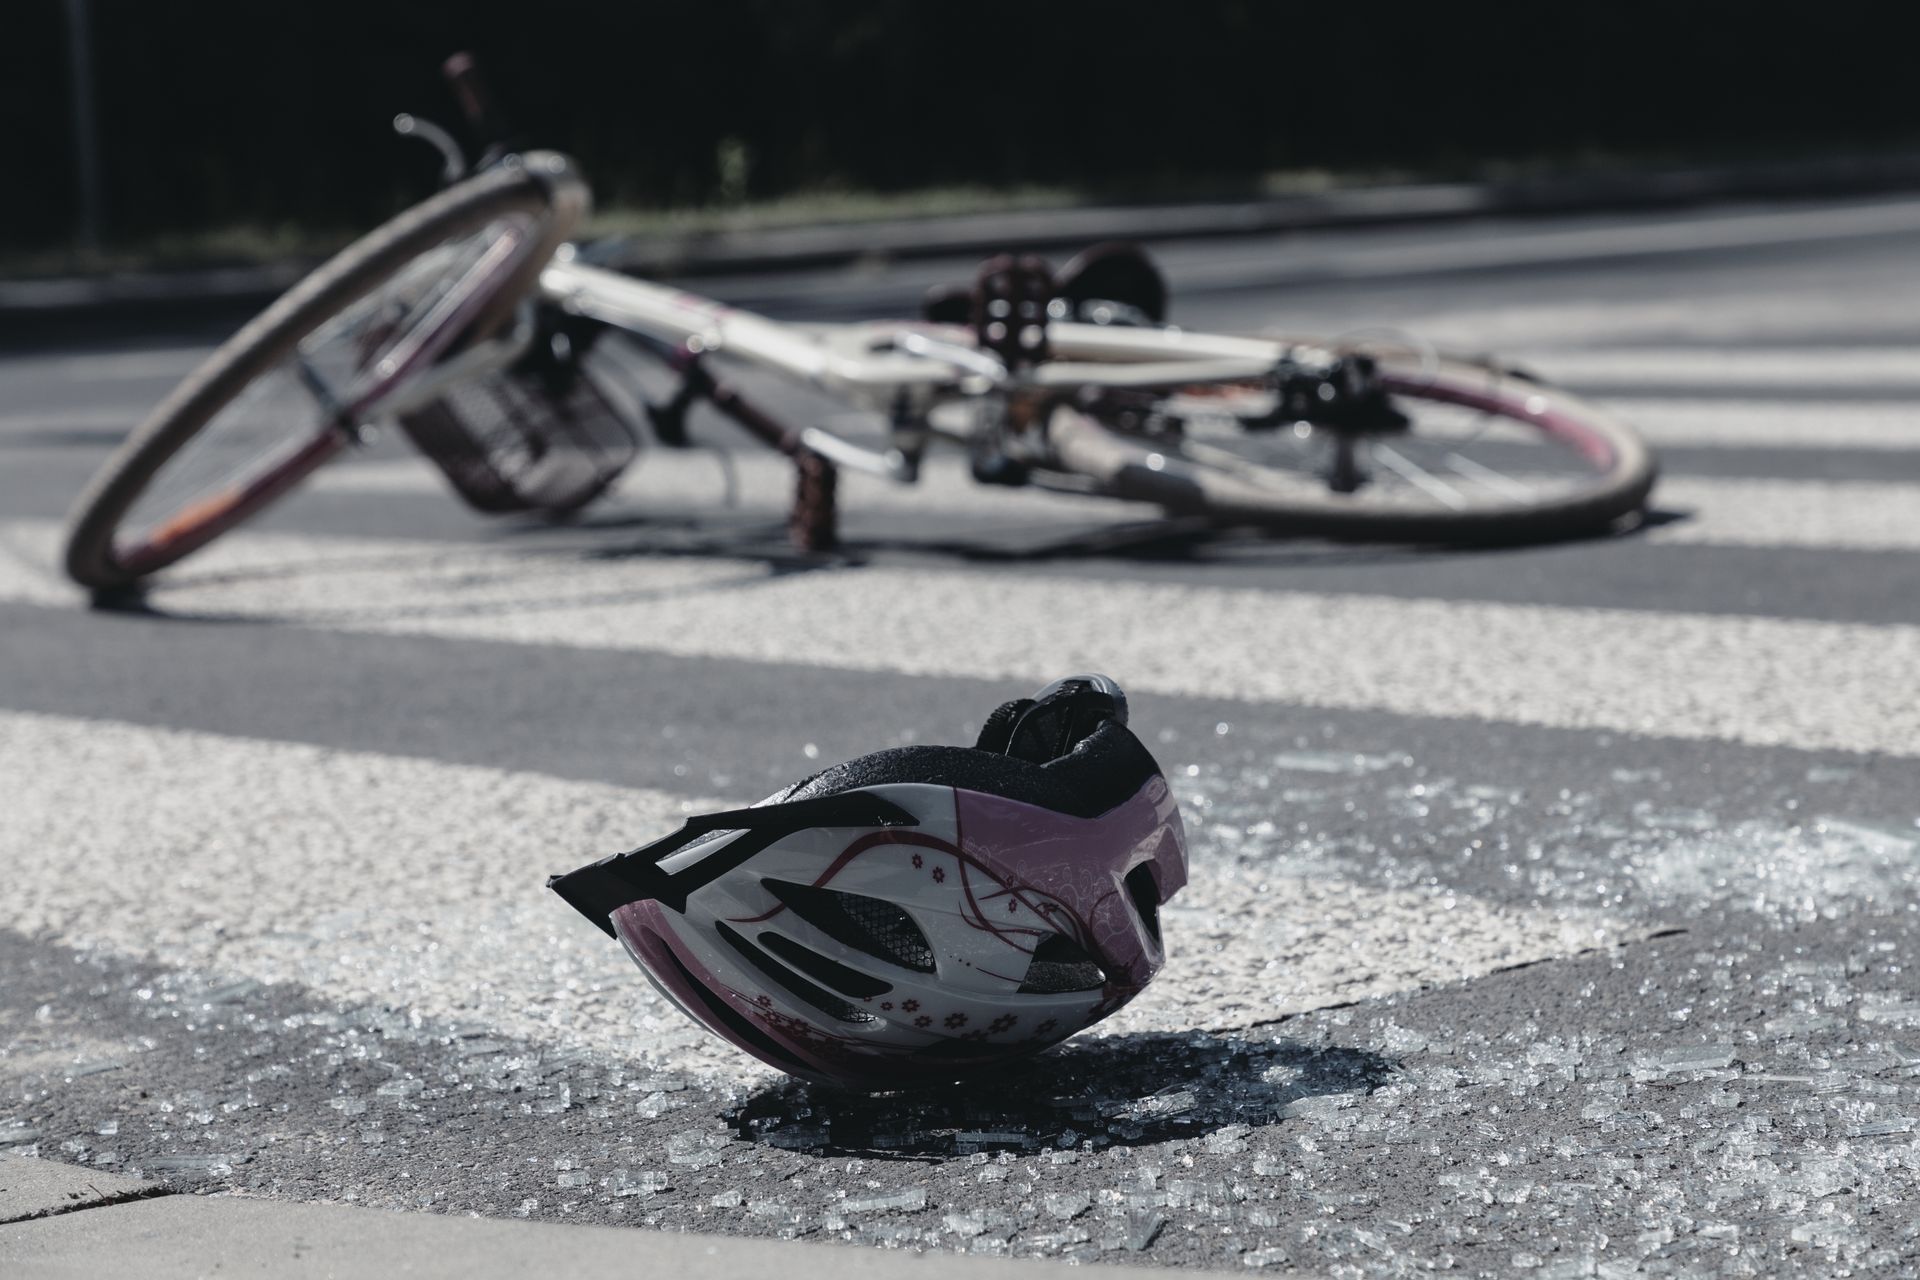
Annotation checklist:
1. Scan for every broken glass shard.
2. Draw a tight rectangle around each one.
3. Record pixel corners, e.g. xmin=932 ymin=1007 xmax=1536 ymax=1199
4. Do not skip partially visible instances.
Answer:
xmin=843 ymin=1188 xmax=927 ymax=1214
xmin=1043 ymin=1191 xmax=1091 ymax=1220
xmin=1640 ymin=1045 xmax=1736 ymax=1073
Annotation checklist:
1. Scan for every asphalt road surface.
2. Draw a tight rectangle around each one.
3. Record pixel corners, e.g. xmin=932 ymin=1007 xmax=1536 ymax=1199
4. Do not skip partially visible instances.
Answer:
xmin=3 ymin=196 xmax=1919 ymax=1277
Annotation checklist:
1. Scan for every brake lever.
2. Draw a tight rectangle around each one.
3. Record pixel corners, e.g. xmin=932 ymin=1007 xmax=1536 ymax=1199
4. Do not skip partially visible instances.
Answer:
xmin=894 ymin=330 xmax=1009 ymax=386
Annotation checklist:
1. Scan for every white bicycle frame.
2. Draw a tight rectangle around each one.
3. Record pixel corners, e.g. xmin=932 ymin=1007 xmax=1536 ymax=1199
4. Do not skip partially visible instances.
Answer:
xmin=540 ymin=255 xmax=1288 ymax=396
xmin=531 ymin=250 xmax=1307 ymax=479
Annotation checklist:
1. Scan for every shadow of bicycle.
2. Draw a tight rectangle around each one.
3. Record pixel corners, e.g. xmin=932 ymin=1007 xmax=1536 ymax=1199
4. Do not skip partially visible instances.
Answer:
xmin=539 ymin=482 xmax=1669 ymax=568
xmin=76 ymin=494 xmax=1676 ymax=625
xmin=543 ymin=509 xmax=1498 ymax=571
xmin=724 ymin=1029 xmax=1393 ymax=1161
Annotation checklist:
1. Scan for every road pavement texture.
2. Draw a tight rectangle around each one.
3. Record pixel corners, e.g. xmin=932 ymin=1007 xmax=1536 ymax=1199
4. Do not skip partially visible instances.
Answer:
xmin=2 ymin=197 xmax=1918 ymax=1277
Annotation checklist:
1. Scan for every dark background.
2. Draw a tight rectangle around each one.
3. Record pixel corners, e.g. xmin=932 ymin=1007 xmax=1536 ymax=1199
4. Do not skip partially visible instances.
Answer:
xmin=4 ymin=0 xmax=1914 ymax=251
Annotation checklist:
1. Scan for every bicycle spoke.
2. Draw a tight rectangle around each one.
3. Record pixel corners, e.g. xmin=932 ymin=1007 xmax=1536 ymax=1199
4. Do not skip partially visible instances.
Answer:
xmin=114 ymin=217 xmax=536 ymax=555
xmin=294 ymin=353 xmax=352 ymax=426
xmin=1172 ymin=435 xmax=1316 ymax=487
xmin=1438 ymin=449 xmax=1539 ymax=503
xmin=1371 ymin=444 xmax=1469 ymax=508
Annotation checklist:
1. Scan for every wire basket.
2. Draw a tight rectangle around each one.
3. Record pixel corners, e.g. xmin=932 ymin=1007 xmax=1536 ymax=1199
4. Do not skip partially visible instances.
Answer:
xmin=398 ymin=361 xmax=640 ymax=514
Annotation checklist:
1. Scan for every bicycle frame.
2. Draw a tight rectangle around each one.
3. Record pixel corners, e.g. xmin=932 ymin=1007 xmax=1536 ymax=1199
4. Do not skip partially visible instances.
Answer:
xmin=544 ymin=257 xmax=1293 ymax=382
xmin=60 ymin=54 xmax=1656 ymax=596
xmin=533 ymin=253 xmax=1295 ymax=478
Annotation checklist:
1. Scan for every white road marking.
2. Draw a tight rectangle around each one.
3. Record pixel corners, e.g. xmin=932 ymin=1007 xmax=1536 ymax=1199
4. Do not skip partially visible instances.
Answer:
xmin=1524 ymin=347 xmax=1920 ymax=390
xmin=1194 ymin=197 xmax=1920 ymax=285
xmin=1228 ymin=286 xmax=1920 ymax=353
xmin=1154 ymin=870 xmax=1623 ymax=1033
xmin=13 ymin=396 xmax=1914 ymax=451
xmin=0 ymin=709 xmax=1628 ymax=1078
xmin=1606 ymin=399 xmax=1920 ymax=450
xmin=310 ymin=451 xmax=1154 ymax=523
xmin=1650 ymin=477 xmax=1920 ymax=550
xmin=304 ymin=455 xmax=1920 ymax=552
xmin=0 ymin=408 xmax=144 ymax=435
xmin=2 ymin=520 xmax=1915 ymax=755
xmin=0 ymin=348 xmax=209 ymax=384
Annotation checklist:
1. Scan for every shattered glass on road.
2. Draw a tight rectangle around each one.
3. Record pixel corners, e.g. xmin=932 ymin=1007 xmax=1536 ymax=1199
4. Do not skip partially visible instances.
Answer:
xmin=6 ymin=706 xmax=1916 ymax=1275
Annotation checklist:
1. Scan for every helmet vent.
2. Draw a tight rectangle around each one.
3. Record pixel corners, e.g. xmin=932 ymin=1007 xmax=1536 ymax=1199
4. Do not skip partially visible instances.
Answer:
xmin=762 ymin=879 xmax=936 ymax=973
xmin=716 ymin=921 xmax=876 ymax=1024
xmin=1017 ymin=933 xmax=1109 ymax=994
xmin=758 ymin=931 xmax=893 ymax=999
xmin=650 ymin=930 xmax=812 ymax=1073
xmin=1125 ymin=862 xmax=1162 ymax=946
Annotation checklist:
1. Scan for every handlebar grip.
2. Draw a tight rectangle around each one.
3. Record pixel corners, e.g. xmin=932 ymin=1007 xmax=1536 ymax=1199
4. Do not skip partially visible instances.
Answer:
xmin=442 ymin=51 xmax=506 ymax=148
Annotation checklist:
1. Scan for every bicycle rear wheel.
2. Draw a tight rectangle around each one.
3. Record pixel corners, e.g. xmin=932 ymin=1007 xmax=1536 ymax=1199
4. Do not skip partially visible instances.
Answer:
xmin=1047 ymin=347 xmax=1656 ymax=543
xmin=63 ymin=153 xmax=588 ymax=592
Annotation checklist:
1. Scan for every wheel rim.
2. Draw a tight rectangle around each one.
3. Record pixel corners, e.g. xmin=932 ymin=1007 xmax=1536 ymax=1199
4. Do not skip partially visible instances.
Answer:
xmin=110 ymin=213 xmax=540 ymax=574
xmin=1133 ymin=360 xmax=1632 ymax=521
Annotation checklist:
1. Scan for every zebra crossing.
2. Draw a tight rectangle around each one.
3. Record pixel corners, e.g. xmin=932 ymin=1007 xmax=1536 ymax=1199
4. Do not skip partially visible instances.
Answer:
xmin=4 ymin=233 xmax=1920 ymax=1276
xmin=290 ymin=449 xmax=1920 ymax=549
xmin=3 ymin=504 xmax=1914 ymax=755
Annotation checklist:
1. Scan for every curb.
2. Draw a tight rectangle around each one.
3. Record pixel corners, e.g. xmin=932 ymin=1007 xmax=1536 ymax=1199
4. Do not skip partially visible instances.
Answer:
xmin=8 ymin=149 xmax=1920 ymax=326
xmin=0 ymin=1156 xmax=1165 ymax=1280
xmin=0 ymin=262 xmax=313 ymax=335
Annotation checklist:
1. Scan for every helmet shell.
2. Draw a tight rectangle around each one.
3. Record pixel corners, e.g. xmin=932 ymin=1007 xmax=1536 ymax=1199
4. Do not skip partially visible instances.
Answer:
xmin=613 ymin=775 xmax=1186 ymax=1089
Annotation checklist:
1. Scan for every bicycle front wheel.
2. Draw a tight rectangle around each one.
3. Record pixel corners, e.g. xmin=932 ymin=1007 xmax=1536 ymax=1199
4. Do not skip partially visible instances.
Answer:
xmin=1047 ymin=348 xmax=1656 ymax=543
xmin=63 ymin=152 xmax=588 ymax=592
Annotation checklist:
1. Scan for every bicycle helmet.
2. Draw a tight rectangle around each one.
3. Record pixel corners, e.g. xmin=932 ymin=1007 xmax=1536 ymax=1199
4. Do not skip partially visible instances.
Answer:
xmin=549 ymin=675 xmax=1187 ymax=1090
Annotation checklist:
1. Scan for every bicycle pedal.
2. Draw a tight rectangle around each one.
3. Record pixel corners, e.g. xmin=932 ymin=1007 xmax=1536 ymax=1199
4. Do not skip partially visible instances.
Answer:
xmin=972 ymin=254 xmax=1055 ymax=371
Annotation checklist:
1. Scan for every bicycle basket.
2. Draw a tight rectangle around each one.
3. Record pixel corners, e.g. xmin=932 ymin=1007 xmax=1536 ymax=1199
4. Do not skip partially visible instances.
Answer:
xmin=398 ymin=361 xmax=640 ymax=514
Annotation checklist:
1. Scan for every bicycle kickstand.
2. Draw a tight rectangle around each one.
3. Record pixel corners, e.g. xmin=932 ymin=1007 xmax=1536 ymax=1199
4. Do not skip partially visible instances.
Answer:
xmin=655 ymin=344 xmax=839 ymax=553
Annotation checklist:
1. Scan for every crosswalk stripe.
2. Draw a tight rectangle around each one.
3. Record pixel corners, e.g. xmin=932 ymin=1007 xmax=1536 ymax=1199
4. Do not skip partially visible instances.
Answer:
xmin=1606 ymin=399 xmax=1920 ymax=450
xmin=1198 ymin=197 xmax=1920 ymax=283
xmin=7 ymin=348 xmax=208 ymax=383
xmin=0 ymin=708 xmax=1630 ymax=1078
xmin=0 ymin=408 xmax=146 ymax=436
xmin=3 ymin=519 xmax=1914 ymax=755
xmin=1525 ymin=347 xmax=1920 ymax=389
xmin=9 ymin=351 xmax=1917 ymax=449
xmin=6 ymin=395 xmax=1908 ymax=454
xmin=15 ymin=404 xmax=1920 ymax=454
xmin=1651 ymin=477 xmax=1920 ymax=549
xmin=300 ymin=454 xmax=1920 ymax=552
xmin=309 ymin=451 xmax=1156 ymax=519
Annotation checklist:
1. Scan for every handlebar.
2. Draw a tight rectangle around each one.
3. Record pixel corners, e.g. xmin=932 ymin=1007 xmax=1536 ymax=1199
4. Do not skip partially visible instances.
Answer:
xmin=893 ymin=330 xmax=1009 ymax=386
xmin=390 ymin=53 xmax=518 ymax=186
xmin=391 ymin=113 xmax=466 ymax=185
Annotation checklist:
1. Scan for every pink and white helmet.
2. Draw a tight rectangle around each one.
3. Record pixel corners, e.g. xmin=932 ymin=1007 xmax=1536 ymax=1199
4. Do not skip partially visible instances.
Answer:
xmin=550 ymin=676 xmax=1188 ymax=1090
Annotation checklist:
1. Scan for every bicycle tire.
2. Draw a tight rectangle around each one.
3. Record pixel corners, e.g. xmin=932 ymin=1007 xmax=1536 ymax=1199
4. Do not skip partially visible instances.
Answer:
xmin=1047 ymin=349 xmax=1656 ymax=543
xmin=63 ymin=152 xmax=588 ymax=592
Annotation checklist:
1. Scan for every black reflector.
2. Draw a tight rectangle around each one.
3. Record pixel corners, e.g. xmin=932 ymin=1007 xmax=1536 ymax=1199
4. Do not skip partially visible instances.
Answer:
xmin=762 ymin=879 xmax=936 ymax=973
xmin=1125 ymin=863 xmax=1162 ymax=945
xmin=1017 ymin=933 xmax=1108 ymax=994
